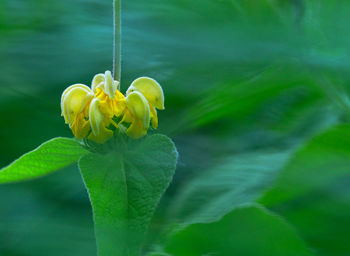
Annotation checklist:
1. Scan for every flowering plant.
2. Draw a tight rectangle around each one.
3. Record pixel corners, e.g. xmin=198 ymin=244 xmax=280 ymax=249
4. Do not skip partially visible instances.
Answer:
xmin=0 ymin=70 xmax=177 ymax=255
xmin=0 ymin=2 xmax=178 ymax=254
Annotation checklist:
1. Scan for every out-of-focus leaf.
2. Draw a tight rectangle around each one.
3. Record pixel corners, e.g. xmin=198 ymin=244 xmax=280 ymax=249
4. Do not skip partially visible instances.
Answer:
xmin=269 ymin=180 xmax=350 ymax=256
xmin=0 ymin=137 xmax=87 ymax=184
xmin=260 ymin=124 xmax=350 ymax=206
xmin=184 ymin=66 xmax=324 ymax=130
xmin=79 ymin=134 xmax=178 ymax=256
xmin=163 ymin=205 xmax=314 ymax=256
xmin=0 ymin=165 xmax=96 ymax=256
xmin=167 ymin=150 xmax=291 ymax=226
xmin=258 ymin=124 xmax=350 ymax=255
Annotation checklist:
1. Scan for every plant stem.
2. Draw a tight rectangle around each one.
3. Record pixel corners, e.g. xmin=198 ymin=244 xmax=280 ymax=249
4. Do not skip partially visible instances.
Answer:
xmin=113 ymin=0 xmax=121 ymax=87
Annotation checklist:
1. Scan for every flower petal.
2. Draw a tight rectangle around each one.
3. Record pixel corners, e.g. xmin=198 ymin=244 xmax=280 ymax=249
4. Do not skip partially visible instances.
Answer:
xmin=91 ymin=73 xmax=105 ymax=93
xmin=89 ymin=98 xmax=104 ymax=136
xmin=88 ymin=126 xmax=113 ymax=144
xmin=61 ymin=84 xmax=91 ymax=120
xmin=104 ymin=70 xmax=116 ymax=99
xmin=127 ymin=77 xmax=165 ymax=110
xmin=88 ymin=97 xmax=114 ymax=144
xmin=126 ymin=91 xmax=150 ymax=129
xmin=149 ymin=104 xmax=158 ymax=129
xmin=126 ymin=119 xmax=147 ymax=139
xmin=63 ymin=86 xmax=93 ymax=124
xmin=70 ymin=112 xmax=91 ymax=139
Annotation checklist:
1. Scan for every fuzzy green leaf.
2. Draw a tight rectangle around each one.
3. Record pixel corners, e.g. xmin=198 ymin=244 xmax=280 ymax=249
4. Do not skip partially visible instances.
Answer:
xmin=79 ymin=134 xmax=178 ymax=256
xmin=164 ymin=205 xmax=314 ymax=256
xmin=0 ymin=137 xmax=87 ymax=184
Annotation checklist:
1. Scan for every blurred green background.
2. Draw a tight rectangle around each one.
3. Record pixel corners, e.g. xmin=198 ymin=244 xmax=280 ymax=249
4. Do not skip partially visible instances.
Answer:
xmin=1 ymin=0 xmax=350 ymax=255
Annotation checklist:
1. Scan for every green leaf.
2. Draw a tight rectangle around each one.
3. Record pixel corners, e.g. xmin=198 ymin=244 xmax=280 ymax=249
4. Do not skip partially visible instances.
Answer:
xmin=79 ymin=134 xmax=178 ymax=256
xmin=267 ymin=180 xmax=350 ymax=256
xmin=167 ymin=150 xmax=291 ymax=226
xmin=163 ymin=205 xmax=314 ymax=256
xmin=260 ymin=124 xmax=350 ymax=206
xmin=0 ymin=137 xmax=87 ymax=184
xmin=258 ymin=124 xmax=350 ymax=255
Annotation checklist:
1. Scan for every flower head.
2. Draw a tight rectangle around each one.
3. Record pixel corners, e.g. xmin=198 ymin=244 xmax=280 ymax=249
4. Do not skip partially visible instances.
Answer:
xmin=60 ymin=71 xmax=165 ymax=143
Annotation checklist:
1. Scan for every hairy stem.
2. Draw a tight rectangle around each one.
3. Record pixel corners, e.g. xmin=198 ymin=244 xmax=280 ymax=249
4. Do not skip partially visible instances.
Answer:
xmin=113 ymin=0 xmax=121 ymax=87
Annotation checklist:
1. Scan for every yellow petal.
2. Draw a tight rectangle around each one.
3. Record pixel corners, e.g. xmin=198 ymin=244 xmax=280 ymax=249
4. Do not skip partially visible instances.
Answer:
xmin=120 ymin=108 xmax=133 ymax=124
xmin=95 ymin=87 xmax=107 ymax=100
xmin=88 ymin=98 xmax=114 ymax=143
xmin=89 ymin=98 xmax=104 ymax=136
xmin=126 ymin=119 xmax=147 ymax=139
xmin=61 ymin=84 xmax=91 ymax=120
xmin=71 ymin=112 xmax=91 ymax=139
xmin=104 ymin=70 xmax=116 ymax=99
xmin=126 ymin=91 xmax=150 ymax=129
xmin=91 ymin=73 xmax=105 ymax=93
xmin=63 ymin=87 xmax=93 ymax=124
xmin=127 ymin=77 xmax=165 ymax=110
xmin=88 ymin=126 xmax=113 ymax=144
xmin=150 ymin=104 xmax=158 ymax=129
xmin=112 ymin=90 xmax=127 ymax=117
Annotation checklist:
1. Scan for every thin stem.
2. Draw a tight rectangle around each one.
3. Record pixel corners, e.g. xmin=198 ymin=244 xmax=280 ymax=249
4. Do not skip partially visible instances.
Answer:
xmin=113 ymin=0 xmax=121 ymax=87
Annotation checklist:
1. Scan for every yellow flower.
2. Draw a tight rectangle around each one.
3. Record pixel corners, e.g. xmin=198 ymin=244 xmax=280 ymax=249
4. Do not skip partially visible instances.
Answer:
xmin=87 ymin=71 xmax=126 ymax=143
xmin=122 ymin=91 xmax=151 ymax=138
xmin=88 ymin=98 xmax=115 ymax=144
xmin=126 ymin=77 xmax=164 ymax=129
xmin=61 ymin=84 xmax=94 ymax=139
xmin=92 ymin=71 xmax=126 ymax=119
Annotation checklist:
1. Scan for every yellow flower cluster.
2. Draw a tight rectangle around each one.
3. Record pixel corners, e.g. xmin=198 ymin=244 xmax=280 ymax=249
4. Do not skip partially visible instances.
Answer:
xmin=61 ymin=71 xmax=164 ymax=143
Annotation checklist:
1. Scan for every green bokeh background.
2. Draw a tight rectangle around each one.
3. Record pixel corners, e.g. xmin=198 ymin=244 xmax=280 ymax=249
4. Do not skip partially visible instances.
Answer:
xmin=1 ymin=0 xmax=350 ymax=255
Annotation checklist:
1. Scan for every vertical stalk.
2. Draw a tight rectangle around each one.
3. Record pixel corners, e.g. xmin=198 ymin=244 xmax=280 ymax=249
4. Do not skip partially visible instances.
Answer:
xmin=113 ymin=0 xmax=121 ymax=87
